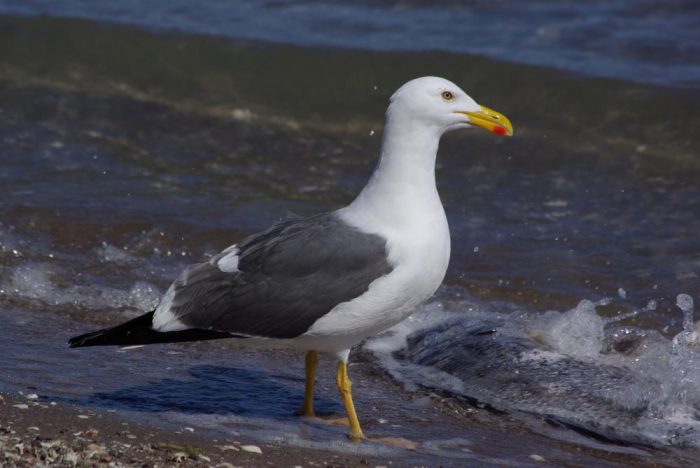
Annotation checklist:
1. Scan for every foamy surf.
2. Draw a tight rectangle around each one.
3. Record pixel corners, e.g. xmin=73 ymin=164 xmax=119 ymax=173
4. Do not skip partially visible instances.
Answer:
xmin=4 ymin=261 xmax=162 ymax=313
xmin=366 ymin=290 xmax=700 ymax=448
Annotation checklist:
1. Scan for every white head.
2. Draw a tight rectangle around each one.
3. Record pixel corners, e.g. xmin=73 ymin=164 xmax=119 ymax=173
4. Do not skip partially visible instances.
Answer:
xmin=387 ymin=76 xmax=513 ymax=137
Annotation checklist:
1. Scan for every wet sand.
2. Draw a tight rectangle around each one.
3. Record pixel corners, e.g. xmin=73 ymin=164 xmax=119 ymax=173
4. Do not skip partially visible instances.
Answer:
xmin=0 ymin=382 xmax=680 ymax=468
xmin=1 ymin=390 xmax=396 ymax=467
xmin=1 ymin=368 xmax=694 ymax=468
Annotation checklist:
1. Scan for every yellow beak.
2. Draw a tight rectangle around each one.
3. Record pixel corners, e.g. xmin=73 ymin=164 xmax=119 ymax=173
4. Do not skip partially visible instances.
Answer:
xmin=457 ymin=105 xmax=513 ymax=137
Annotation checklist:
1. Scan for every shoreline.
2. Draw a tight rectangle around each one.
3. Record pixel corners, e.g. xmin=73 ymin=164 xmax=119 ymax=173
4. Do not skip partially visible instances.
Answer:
xmin=2 ymin=345 xmax=693 ymax=468
xmin=1 ymin=301 xmax=697 ymax=466
xmin=0 ymin=390 xmax=394 ymax=467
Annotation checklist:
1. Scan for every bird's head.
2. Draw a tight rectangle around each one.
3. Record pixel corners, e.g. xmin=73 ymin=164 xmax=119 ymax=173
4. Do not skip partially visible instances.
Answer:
xmin=388 ymin=76 xmax=513 ymax=137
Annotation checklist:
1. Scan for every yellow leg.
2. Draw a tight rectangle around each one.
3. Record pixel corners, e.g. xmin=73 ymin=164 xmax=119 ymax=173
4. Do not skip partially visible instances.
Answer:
xmin=336 ymin=361 xmax=365 ymax=440
xmin=300 ymin=351 xmax=318 ymax=417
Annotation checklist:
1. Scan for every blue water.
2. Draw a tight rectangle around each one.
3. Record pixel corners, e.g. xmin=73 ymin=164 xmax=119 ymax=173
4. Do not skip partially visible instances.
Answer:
xmin=1 ymin=0 xmax=698 ymax=88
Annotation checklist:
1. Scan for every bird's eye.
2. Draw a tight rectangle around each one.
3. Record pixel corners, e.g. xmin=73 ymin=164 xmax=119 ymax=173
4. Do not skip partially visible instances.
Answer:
xmin=441 ymin=91 xmax=454 ymax=101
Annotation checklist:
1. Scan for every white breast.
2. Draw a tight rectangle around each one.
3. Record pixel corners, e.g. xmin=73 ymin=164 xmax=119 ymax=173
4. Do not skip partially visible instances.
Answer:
xmin=301 ymin=198 xmax=450 ymax=352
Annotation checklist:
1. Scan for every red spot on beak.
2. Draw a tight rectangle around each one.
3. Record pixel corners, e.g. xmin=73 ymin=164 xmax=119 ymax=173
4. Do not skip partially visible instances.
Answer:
xmin=492 ymin=126 xmax=507 ymax=136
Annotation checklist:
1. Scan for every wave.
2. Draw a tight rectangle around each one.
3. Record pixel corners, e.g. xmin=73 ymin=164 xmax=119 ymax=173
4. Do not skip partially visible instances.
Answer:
xmin=0 ymin=1 xmax=698 ymax=88
xmin=1 ymin=15 xmax=698 ymax=168
xmin=366 ymin=290 xmax=700 ymax=448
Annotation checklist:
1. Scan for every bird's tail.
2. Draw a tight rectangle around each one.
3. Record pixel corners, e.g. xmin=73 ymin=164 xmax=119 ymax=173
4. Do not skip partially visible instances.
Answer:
xmin=68 ymin=311 xmax=235 ymax=348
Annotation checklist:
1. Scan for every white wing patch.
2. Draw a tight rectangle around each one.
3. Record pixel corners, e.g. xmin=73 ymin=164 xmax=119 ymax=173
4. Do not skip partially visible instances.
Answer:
xmin=216 ymin=245 xmax=240 ymax=273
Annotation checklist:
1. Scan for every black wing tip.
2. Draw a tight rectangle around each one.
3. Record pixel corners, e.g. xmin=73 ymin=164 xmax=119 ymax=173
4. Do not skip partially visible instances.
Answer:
xmin=67 ymin=311 xmax=156 ymax=348
xmin=68 ymin=334 xmax=92 ymax=348
xmin=68 ymin=329 xmax=112 ymax=348
xmin=67 ymin=310 xmax=240 ymax=348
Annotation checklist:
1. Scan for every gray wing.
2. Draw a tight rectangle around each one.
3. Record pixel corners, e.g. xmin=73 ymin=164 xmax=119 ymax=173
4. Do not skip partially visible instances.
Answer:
xmin=163 ymin=213 xmax=393 ymax=339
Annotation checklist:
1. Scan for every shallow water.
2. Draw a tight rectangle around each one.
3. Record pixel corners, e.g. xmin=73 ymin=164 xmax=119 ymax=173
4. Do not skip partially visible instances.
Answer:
xmin=0 ymin=12 xmax=699 ymax=464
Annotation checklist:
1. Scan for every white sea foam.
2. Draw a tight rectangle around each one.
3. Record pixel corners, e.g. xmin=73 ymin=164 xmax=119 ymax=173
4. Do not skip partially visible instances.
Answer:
xmin=365 ymin=291 xmax=700 ymax=447
xmin=97 ymin=242 xmax=137 ymax=264
xmin=526 ymin=299 xmax=605 ymax=360
xmin=4 ymin=262 xmax=161 ymax=312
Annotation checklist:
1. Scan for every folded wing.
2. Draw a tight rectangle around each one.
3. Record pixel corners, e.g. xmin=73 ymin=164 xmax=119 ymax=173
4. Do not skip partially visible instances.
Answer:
xmin=153 ymin=213 xmax=393 ymax=339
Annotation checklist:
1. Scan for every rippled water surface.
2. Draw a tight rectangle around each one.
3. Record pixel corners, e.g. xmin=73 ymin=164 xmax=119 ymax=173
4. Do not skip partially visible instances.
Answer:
xmin=1 ymin=0 xmax=699 ymax=88
xmin=0 ymin=10 xmax=699 ymax=465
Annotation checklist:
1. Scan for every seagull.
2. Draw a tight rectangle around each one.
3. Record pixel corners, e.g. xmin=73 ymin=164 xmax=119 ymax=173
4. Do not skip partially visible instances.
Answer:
xmin=69 ymin=76 xmax=513 ymax=440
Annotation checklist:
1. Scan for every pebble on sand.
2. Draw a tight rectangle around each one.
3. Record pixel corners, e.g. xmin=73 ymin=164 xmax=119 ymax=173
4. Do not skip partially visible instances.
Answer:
xmin=240 ymin=444 xmax=263 ymax=454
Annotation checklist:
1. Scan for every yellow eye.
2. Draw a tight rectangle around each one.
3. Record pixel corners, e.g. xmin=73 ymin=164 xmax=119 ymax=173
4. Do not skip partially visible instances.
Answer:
xmin=441 ymin=91 xmax=454 ymax=101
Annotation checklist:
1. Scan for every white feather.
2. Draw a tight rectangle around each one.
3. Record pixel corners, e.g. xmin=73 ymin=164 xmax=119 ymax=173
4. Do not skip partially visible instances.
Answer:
xmin=216 ymin=245 xmax=240 ymax=273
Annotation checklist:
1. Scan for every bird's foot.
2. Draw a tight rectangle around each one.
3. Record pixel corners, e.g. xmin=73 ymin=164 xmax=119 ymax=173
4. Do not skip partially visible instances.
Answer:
xmin=303 ymin=416 xmax=414 ymax=448
xmin=346 ymin=433 xmax=417 ymax=448
xmin=347 ymin=429 xmax=366 ymax=442
xmin=323 ymin=416 xmax=351 ymax=427
xmin=303 ymin=415 xmax=370 ymax=441
xmin=302 ymin=414 xmax=350 ymax=427
xmin=369 ymin=436 xmax=417 ymax=450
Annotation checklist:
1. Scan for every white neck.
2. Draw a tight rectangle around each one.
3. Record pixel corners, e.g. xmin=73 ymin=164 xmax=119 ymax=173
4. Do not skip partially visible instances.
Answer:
xmin=342 ymin=111 xmax=443 ymax=227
